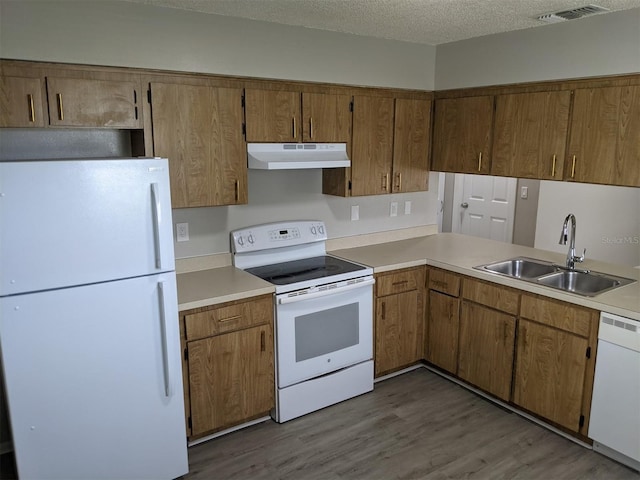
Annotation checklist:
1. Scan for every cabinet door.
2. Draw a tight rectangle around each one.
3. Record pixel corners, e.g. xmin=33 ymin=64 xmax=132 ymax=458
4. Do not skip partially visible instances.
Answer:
xmin=392 ymin=98 xmax=431 ymax=193
xmin=568 ymin=86 xmax=640 ymax=187
xmin=513 ymin=319 xmax=588 ymax=432
xmin=492 ymin=91 xmax=570 ymax=179
xmin=188 ymin=324 xmax=274 ymax=437
xmin=351 ymin=95 xmax=395 ymax=196
xmin=150 ymin=82 xmax=247 ymax=208
xmin=0 ymin=76 xmax=45 ymax=127
xmin=245 ymin=88 xmax=301 ymax=142
xmin=301 ymin=92 xmax=352 ymax=143
xmin=375 ymin=290 xmax=422 ymax=376
xmin=46 ymin=77 xmax=141 ymax=128
xmin=458 ymin=302 xmax=516 ymax=401
xmin=432 ymin=96 xmax=493 ymax=174
xmin=426 ymin=290 xmax=460 ymax=374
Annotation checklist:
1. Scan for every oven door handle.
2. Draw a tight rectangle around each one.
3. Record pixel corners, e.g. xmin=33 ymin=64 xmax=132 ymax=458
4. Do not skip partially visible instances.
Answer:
xmin=278 ymin=277 xmax=375 ymax=305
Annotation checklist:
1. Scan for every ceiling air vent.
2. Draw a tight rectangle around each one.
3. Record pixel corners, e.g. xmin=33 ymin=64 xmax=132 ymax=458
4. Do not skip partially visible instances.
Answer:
xmin=537 ymin=4 xmax=609 ymax=23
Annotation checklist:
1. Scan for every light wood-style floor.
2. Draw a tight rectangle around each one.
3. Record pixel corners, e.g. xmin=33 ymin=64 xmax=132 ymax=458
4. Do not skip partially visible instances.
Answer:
xmin=186 ymin=369 xmax=638 ymax=479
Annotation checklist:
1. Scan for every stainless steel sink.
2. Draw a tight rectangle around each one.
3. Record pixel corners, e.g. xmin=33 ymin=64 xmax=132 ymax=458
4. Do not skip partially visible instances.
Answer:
xmin=475 ymin=257 xmax=636 ymax=297
xmin=478 ymin=257 xmax=558 ymax=279
xmin=536 ymin=270 xmax=635 ymax=297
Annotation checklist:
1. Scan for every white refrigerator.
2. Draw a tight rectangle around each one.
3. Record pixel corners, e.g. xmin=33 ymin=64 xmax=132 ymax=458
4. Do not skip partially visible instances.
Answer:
xmin=0 ymin=158 xmax=189 ymax=479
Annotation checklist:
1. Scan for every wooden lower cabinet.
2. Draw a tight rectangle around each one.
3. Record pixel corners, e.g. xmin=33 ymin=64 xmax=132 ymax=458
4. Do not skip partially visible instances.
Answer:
xmin=513 ymin=294 xmax=598 ymax=435
xmin=188 ymin=324 xmax=274 ymax=437
xmin=181 ymin=295 xmax=274 ymax=440
xmin=458 ymin=301 xmax=515 ymax=401
xmin=426 ymin=290 xmax=460 ymax=374
xmin=374 ymin=267 xmax=425 ymax=377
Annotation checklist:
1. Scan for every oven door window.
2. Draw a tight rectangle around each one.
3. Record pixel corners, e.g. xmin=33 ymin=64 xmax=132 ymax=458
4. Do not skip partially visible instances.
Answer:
xmin=295 ymin=303 xmax=359 ymax=362
xmin=276 ymin=282 xmax=373 ymax=388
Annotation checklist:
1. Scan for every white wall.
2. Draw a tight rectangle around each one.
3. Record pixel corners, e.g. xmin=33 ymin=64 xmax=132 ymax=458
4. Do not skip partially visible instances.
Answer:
xmin=0 ymin=0 xmax=436 ymax=90
xmin=174 ymin=171 xmax=440 ymax=257
xmin=435 ymin=8 xmax=640 ymax=89
xmin=535 ymin=182 xmax=640 ymax=267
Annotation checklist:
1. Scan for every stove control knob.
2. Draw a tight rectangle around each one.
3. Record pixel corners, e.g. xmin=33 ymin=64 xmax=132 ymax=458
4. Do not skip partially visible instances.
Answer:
xmin=237 ymin=236 xmax=244 ymax=246
xmin=318 ymin=225 xmax=325 ymax=235
xmin=310 ymin=226 xmax=317 ymax=235
xmin=248 ymin=234 xmax=255 ymax=244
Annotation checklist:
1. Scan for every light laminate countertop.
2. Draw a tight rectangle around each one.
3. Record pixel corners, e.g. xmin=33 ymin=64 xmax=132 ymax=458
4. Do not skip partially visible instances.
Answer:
xmin=176 ymin=233 xmax=639 ymax=320
xmin=176 ymin=266 xmax=274 ymax=311
xmin=330 ymin=233 xmax=640 ymax=321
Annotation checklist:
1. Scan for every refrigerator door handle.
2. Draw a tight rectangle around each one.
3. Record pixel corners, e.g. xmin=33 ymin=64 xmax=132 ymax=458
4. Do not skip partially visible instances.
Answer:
xmin=157 ymin=280 xmax=172 ymax=398
xmin=150 ymin=182 xmax=163 ymax=269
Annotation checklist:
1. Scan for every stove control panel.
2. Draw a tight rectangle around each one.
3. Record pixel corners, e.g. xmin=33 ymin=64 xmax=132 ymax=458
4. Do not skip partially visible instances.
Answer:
xmin=231 ymin=220 xmax=327 ymax=254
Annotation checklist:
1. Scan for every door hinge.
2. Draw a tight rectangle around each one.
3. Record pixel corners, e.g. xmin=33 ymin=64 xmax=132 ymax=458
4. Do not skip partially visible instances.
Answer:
xmin=348 ymin=180 xmax=352 ymax=191
xmin=184 ymin=348 xmax=188 ymax=361
xmin=349 ymin=101 xmax=354 ymax=112
xmin=586 ymin=346 xmax=591 ymax=359
xmin=579 ymin=415 xmax=585 ymax=428
xmin=147 ymin=89 xmax=152 ymax=104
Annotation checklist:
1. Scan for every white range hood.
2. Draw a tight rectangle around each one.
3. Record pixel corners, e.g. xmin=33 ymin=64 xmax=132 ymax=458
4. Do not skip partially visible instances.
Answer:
xmin=247 ymin=143 xmax=350 ymax=170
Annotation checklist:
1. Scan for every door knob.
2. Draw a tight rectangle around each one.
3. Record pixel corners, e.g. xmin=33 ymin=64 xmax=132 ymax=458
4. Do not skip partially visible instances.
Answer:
xmin=461 ymin=202 xmax=469 ymax=208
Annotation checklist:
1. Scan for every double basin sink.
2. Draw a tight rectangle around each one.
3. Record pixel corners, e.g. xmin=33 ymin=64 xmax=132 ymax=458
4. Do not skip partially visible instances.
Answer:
xmin=475 ymin=257 xmax=635 ymax=297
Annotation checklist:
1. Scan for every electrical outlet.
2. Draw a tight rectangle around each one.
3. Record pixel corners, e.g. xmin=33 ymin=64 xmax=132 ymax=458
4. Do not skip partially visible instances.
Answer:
xmin=404 ymin=201 xmax=412 ymax=215
xmin=176 ymin=222 xmax=189 ymax=242
xmin=351 ymin=205 xmax=360 ymax=221
xmin=390 ymin=202 xmax=398 ymax=217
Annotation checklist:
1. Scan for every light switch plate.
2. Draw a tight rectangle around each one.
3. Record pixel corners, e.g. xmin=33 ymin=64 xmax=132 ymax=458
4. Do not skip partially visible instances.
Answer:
xmin=521 ymin=186 xmax=528 ymax=199
xmin=404 ymin=201 xmax=412 ymax=215
xmin=390 ymin=202 xmax=398 ymax=217
xmin=176 ymin=222 xmax=189 ymax=242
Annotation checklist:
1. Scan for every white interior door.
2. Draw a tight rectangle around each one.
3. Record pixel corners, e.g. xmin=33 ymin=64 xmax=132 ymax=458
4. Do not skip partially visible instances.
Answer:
xmin=452 ymin=173 xmax=517 ymax=243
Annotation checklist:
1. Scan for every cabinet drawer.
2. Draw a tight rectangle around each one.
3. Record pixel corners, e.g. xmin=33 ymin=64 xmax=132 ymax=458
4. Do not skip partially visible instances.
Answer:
xmin=377 ymin=267 xmax=425 ymax=296
xmin=519 ymin=294 xmax=595 ymax=337
xmin=428 ymin=268 xmax=460 ymax=297
xmin=184 ymin=295 xmax=273 ymax=341
xmin=462 ymin=278 xmax=519 ymax=315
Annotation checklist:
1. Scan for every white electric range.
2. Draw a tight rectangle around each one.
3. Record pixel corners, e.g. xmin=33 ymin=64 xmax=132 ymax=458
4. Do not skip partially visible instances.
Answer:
xmin=231 ymin=220 xmax=374 ymax=422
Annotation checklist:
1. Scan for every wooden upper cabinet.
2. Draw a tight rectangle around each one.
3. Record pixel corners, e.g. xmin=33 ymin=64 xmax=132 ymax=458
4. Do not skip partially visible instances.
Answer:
xmin=492 ymin=91 xmax=571 ymax=180
xmin=392 ymin=98 xmax=431 ymax=193
xmin=567 ymin=86 xmax=640 ymax=187
xmin=301 ymin=92 xmax=352 ymax=143
xmin=149 ymin=82 xmax=247 ymax=208
xmin=0 ymin=76 xmax=46 ymax=127
xmin=46 ymin=77 xmax=141 ymax=128
xmin=350 ymin=95 xmax=395 ymax=196
xmin=244 ymin=89 xmax=301 ymax=142
xmin=432 ymin=96 xmax=493 ymax=174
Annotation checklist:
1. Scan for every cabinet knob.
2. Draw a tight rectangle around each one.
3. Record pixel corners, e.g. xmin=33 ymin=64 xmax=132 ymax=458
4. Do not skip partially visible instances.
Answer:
xmin=461 ymin=202 xmax=469 ymax=209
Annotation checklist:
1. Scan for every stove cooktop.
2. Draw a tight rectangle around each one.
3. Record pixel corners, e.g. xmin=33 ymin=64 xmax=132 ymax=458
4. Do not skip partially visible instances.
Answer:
xmin=245 ymin=255 xmax=367 ymax=286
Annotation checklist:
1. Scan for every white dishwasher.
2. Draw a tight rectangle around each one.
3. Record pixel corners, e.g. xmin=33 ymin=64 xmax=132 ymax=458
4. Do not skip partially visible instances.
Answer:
xmin=589 ymin=312 xmax=640 ymax=472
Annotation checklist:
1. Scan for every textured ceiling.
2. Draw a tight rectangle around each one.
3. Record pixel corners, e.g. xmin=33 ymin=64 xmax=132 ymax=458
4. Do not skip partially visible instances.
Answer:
xmin=123 ymin=0 xmax=640 ymax=45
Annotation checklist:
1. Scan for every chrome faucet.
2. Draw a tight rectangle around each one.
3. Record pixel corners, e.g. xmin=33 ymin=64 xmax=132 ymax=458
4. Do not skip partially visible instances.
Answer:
xmin=558 ymin=213 xmax=586 ymax=270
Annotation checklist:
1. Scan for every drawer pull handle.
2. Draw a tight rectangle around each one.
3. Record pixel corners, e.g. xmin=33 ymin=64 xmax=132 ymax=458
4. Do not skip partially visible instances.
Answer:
xmin=292 ymin=116 xmax=297 ymax=139
xmin=309 ymin=117 xmax=313 ymax=139
xmin=235 ymin=179 xmax=240 ymax=203
xmin=28 ymin=94 xmax=35 ymax=122
xmin=551 ymin=154 xmax=557 ymax=177
xmin=571 ymin=155 xmax=576 ymax=178
xmin=56 ymin=93 xmax=64 ymax=121
xmin=395 ymin=173 xmax=402 ymax=191
xmin=392 ymin=280 xmax=408 ymax=286
xmin=260 ymin=331 xmax=266 ymax=352
xmin=219 ymin=314 xmax=242 ymax=323
xmin=477 ymin=152 xmax=483 ymax=172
